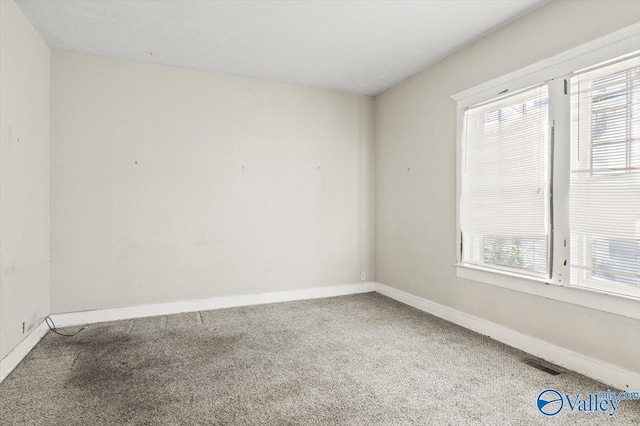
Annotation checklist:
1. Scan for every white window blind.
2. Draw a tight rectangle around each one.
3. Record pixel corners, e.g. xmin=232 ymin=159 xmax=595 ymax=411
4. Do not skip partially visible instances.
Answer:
xmin=570 ymin=55 xmax=640 ymax=297
xmin=461 ymin=85 xmax=549 ymax=277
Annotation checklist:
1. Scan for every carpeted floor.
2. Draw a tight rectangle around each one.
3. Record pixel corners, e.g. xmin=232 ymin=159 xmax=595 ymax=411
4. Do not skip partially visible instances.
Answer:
xmin=0 ymin=293 xmax=638 ymax=425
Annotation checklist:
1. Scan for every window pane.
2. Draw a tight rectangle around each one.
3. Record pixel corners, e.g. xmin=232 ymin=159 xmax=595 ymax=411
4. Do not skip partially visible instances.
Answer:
xmin=461 ymin=85 xmax=549 ymax=277
xmin=592 ymin=239 xmax=640 ymax=286
xmin=483 ymin=236 xmax=547 ymax=273
xmin=591 ymin=141 xmax=629 ymax=172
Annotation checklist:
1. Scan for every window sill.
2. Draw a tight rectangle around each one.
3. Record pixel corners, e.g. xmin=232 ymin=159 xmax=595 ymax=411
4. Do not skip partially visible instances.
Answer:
xmin=455 ymin=263 xmax=640 ymax=320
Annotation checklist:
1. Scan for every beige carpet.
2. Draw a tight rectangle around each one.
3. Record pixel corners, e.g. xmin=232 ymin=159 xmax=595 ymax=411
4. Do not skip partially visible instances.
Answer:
xmin=0 ymin=293 xmax=638 ymax=425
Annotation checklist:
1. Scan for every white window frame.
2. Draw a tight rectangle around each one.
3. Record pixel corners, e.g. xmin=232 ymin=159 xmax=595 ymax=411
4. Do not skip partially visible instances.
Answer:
xmin=453 ymin=23 xmax=640 ymax=320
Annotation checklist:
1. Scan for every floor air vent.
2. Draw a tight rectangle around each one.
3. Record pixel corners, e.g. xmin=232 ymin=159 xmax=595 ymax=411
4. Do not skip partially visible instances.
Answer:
xmin=524 ymin=359 xmax=562 ymax=376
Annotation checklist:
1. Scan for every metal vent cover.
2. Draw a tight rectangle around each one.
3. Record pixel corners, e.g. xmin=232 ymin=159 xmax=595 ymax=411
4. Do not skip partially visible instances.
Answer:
xmin=524 ymin=359 xmax=562 ymax=376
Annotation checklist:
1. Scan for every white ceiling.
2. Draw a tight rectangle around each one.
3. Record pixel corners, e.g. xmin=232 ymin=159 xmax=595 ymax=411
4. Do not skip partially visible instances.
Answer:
xmin=16 ymin=0 xmax=546 ymax=95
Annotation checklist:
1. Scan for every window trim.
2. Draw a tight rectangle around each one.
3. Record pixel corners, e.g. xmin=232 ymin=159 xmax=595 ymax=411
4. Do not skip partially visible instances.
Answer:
xmin=453 ymin=23 xmax=640 ymax=320
xmin=456 ymin=264 xmax=640 ymax=320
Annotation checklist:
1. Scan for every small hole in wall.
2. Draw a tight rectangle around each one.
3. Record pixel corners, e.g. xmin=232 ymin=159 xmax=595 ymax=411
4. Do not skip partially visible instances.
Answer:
xmin=407 ymin=167 xmax=410 ymax=172
xmin=135 ymin=161 xmax=138 ymax=165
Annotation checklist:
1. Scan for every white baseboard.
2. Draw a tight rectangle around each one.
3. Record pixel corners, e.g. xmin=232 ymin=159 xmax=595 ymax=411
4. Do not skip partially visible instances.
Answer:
xmin=11 ymin=282 xmax=634 ymax=392
xmin=374 ymin=282 xmax=639 ymax=392
xmin=50 ymin=282 xmax=376 ymax=328
xmin=0 ymin=320 xmax=49 ymax=384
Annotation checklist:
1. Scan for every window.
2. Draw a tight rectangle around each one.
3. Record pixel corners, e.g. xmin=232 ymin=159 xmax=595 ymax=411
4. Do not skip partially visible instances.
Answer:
xmin=457 ymin=50 xmax=640 ymax=300
xmin=460 ymin=86 xmax=549 ymax=278
xmin=570 ymin=56 xmax=640 ymax=295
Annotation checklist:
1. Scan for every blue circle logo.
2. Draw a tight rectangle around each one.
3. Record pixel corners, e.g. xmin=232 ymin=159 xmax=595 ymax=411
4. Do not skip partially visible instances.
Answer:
xmin=537 ymin=389 xmax=563 ymax=416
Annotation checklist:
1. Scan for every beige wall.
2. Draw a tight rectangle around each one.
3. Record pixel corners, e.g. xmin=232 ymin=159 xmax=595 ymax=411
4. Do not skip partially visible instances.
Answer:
xmin=0 ymin=0 xmax=51 ymax=359
xmin=50 ymin=52 xmax=375 ymax=313
xmin=375 ymin=0 xmax=640 ymax=373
